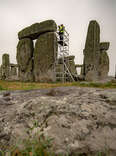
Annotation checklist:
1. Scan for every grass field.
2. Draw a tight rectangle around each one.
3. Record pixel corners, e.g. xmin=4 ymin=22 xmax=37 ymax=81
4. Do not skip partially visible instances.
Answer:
xmin=0 ymin=80 xmax=116 ymax=91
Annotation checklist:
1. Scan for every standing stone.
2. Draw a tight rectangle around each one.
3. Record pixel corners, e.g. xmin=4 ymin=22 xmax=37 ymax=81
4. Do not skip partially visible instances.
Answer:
xmin=11 ymin=66 xmax=17 ymax=76
xmin=2 ymin=53 xmax=10 ymax=66
xmin=2 ymin=54 xmax=10 ymax=79
xmin=100 ymin=42 xmax=110 ymax=51
xmin=8 ymin=64 xmax=19 ymax=81
xmin=83 ymin=20 xmax=100 ymax=81
xmin=98 ymin=42 xmax=110 ymax=79
xmin=83 ymin=21 xmax=110 ymax=81
xmin=34 ymin=32 xmax=57 ymax=82
xmin=16 ymin=38 xmax=34 ymax=81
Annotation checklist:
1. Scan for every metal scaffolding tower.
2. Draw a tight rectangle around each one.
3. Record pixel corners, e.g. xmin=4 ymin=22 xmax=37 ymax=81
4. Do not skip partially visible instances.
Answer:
xmin=54 ymin=28 xmax=75 ymax=82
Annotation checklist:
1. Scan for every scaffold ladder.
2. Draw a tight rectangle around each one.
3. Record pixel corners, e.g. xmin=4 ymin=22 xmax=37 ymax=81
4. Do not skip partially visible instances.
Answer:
xmin=54 ymin=28 xmax=75 ymax=82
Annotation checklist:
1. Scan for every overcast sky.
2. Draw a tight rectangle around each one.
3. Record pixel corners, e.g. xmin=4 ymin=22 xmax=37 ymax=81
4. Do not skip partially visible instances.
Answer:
xmin=0 ymin=0 xmax=116 ymax=75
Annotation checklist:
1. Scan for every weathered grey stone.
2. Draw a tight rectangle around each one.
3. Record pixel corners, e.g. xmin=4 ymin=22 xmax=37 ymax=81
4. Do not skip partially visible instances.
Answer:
xmin=3 ymin=64 xmax=19 ymax=81
xmin=2 ymin=54 xmax=10 ymax=66
xmin=100 ymin=42 xmax=110 ymax=51
xmin=83 ymin=20 xmax=100 ymax=81
xmin=65 ymin=55 xmax=77 ymax=76
xmin=0 ymin=56 xmax=19 ymax=81
xmin=98 ymin=42 xmax=110 ymax=80
xmin=9 ymin=64 xmax=18 ymax=78
xmin=0 ymin=98 xmax=12 ymax=105
xmin=10 ymin=66 xmax=17 ymax=76
xmin=18 ymin=20 xmax=57 ymax=40
xmin=98 ymin=51 xmax=109 ymax=80
xmin=3 ymin=91 xmax=11 ymax=97
xmin=34 ymin=32 xmax=57 ymax=82
xmin=1 ymin=54 xmax=10 ymax=79
xmin=16 ymin=38 xmax=34 ymax=81
xmin=83 ymin=21 xmax=110 ymax=81
xmin=0 ymin=87 xmax=116 ymax=155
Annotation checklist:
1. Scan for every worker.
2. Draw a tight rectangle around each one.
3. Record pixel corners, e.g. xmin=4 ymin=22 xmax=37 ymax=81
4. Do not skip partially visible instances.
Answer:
xmin=58 ymin=24 xmax=65 ymax=41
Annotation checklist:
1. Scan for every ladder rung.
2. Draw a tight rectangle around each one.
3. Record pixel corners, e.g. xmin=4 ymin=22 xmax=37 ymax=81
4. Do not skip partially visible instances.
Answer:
xmin=59 ymin=51 xmax=68 ymax=53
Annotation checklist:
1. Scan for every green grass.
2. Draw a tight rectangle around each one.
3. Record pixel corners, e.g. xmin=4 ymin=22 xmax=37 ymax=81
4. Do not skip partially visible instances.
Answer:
xmin=15 ymin=135 xmax=54 ymax=156
xmin=78 ymin=82 xmax=116 ymax=88
xmin=0 ymin=139 xmax=110 ymax=156
xmin=0 ymin=143 xmax=110 ymax=156
xmin=0 ymin=84 xmax=5 ymax=90
xmin=0 ymin=80 xmax=116 ymax=91
xmin=0 ymin=120 xmax=111 ymax=156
